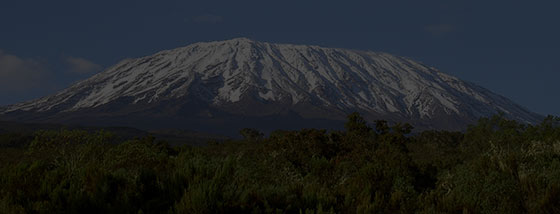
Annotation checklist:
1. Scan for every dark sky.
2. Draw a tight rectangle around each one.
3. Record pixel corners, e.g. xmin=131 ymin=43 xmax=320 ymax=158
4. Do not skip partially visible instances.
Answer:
xmin=1 ymin=0 xmax=558 ymax=116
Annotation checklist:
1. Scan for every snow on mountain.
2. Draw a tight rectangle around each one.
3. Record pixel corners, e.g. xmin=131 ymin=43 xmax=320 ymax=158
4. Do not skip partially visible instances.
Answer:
xmin=0 ymin=38 xmax=542 ymax=131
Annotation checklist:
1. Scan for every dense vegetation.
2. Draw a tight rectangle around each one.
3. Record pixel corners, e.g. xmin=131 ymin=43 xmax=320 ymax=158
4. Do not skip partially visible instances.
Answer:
xmin=1 ymin=113 xmax=559 ymax=213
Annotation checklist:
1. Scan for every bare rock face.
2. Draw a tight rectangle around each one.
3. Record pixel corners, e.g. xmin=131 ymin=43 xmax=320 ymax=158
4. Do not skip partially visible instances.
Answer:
xmin=0 ymin=38 xmax=542 ymax=135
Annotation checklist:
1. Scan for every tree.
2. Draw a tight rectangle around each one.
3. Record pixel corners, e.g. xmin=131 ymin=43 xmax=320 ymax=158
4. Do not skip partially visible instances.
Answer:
xmin=239 ymin=128 xmax=263 ymax=141
xmin=345 ymin=112 xmax=371 ymax=136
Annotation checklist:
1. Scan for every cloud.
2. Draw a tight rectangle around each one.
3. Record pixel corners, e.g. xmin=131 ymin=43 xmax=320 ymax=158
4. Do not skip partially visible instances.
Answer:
xmin=65 ymin=56 xmax=102 ymax=74
xmin=424 ymin=24 xmax=457 ymax=36
xmin=192 ymin=14 xmax=223 ymax=24
xmin=0 ymin=50 xmax=49 ymax=92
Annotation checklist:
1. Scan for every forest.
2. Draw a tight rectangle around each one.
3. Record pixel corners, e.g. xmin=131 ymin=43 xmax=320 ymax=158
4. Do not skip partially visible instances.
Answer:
xmin=0 ymin=113 xmax=559 ymax=213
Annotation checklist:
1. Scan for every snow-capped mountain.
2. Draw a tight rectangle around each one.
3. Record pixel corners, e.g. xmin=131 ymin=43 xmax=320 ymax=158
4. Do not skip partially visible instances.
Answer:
xmin=0 ymin=38 xmax=542 ymax=134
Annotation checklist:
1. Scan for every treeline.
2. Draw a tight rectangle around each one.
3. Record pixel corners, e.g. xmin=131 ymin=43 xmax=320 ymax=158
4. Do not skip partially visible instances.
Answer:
xmin=0 ymin=113 xmax=559 ymax=213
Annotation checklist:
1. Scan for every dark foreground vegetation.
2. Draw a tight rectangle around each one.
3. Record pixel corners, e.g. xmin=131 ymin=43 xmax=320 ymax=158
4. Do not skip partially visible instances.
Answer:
xmin=1 ymin=114 xmax=560 ymax=213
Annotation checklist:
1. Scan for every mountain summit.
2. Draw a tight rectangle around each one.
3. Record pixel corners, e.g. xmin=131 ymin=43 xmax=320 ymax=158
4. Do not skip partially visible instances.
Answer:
xmin=0 ymin=38 xmax=542 ymax=134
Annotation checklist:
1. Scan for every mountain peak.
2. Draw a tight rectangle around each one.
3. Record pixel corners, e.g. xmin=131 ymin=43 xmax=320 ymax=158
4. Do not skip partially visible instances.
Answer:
xmin=225 ymin=37 xmax=256 ymax=43
xmin=199 ymin=37 xmax=260 ymax=47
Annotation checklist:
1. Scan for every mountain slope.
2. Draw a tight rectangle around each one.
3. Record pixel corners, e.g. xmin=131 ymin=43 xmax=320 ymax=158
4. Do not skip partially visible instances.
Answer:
xmin=0 ymin=38 xmax=542 ymax=134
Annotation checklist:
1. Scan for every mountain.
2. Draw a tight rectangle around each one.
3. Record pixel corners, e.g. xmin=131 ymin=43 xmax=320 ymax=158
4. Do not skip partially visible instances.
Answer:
xmin=0 ymin=38 xmax=542 ymax=135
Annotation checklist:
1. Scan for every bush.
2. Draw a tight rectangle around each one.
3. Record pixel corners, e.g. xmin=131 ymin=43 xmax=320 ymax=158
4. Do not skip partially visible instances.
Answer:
xmin=1 ymin=114 xmax=560 ymax=212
